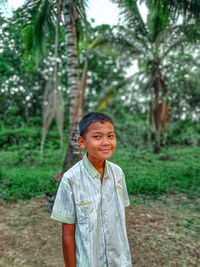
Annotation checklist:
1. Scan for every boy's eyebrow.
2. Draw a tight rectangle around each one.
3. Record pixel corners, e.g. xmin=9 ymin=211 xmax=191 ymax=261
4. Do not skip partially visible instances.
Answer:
xmin=91 ymin=131 xmax=115 ymax=134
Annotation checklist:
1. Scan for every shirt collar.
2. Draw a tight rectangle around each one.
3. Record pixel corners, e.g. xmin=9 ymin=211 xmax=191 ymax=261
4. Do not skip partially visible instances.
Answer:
xmin=82 ymin=153 xmax=109 ymax=179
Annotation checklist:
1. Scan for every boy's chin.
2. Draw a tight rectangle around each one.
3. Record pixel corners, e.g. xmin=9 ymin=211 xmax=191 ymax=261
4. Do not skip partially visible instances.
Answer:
xmin=88 ymin=150 xmax=115 ymax=161
xmin=100 ymin=152 xmax=115 ymax=160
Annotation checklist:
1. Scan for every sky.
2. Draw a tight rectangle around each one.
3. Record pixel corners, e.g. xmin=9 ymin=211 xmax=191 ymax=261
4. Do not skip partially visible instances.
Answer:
xmin=1 ymin=0 xmax=25 ymax=17
xmin=1 ymin=0 xmax=147 ymax=25
xmin=1 ymin=0 xmax=120 ymax=24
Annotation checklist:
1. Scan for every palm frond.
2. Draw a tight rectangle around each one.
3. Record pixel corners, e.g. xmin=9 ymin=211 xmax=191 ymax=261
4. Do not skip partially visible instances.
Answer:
xmin=148 ymin=0 xmax=200 ymax=20
xmin=111 ymin=0 xmax=148 ymax=37
xmin=97 ymin=76 xmax=134 ymax=110
xmin=147 ymin=3 xmax=171 ymax=42
xmin=161 ymin=23 xmax=200 ymax=59
xmin=22 ymin=0 xmax=56 ymax=66
xmin=109 ymin=29 xmax=147 ymax=56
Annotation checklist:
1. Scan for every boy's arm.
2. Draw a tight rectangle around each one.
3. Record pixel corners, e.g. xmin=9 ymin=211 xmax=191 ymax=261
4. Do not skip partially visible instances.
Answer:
xmin=62 ymin=223 xmax=76 ymax=267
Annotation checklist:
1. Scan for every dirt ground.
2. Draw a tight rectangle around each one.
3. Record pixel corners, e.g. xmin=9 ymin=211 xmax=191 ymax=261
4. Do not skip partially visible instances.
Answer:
xmin=0 ymin=195 xmax=200 ymax=267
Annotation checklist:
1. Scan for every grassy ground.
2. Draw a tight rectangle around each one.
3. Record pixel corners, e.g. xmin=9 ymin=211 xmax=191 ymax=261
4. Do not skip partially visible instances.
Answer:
xmin=112 ymin=146 xmax=200 ymax=197
xmin=128 ymin=194 xmax=200 ymax=266
xmin=1 ymin=146 xmax=200 ymax=266
xmin=0 ymin=194 xmax=200 ymax=267
xmin=0 ymin=146 xmax=200 ymax=200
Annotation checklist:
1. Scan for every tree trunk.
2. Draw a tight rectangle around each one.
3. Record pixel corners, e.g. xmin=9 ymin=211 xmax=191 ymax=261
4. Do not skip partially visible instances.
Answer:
xmin=154 ymin=130 xmax=161 ymax=153
xmin=62 ymin=1 xmax=83 ymax=173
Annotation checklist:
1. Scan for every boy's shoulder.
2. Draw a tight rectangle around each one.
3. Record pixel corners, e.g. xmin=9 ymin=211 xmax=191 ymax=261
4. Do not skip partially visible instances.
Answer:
xmin=62 ymin=160 xmax=83 ymax=181
xmin=106 ymin=160 xmax=124 ymax=175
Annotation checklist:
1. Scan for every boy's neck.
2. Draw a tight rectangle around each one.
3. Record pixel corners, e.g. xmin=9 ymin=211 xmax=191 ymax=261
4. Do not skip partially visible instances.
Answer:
xmin=87 ymin=154 xmax=105 ymax=183
xmin=87 ymin=154 xmax=105 ymax=170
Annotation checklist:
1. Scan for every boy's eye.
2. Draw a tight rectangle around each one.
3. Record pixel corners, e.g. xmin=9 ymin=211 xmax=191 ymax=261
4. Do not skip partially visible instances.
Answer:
xmin=94 ymin=135 xmax=101 ymax=139
xmin=108 ymin=135 xmax=115 ymax=138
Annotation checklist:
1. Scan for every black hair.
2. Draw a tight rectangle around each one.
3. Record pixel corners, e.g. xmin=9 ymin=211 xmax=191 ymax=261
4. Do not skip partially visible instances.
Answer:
xmin=79 ymin=112 xmax=114 ymax=137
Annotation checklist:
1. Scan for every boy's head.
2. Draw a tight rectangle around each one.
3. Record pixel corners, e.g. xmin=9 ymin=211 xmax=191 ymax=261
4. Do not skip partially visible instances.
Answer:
xmin=79 ymin=112 xmax=113 ymax=138
xmin=78 ymin=112 xmax=116 ymax=162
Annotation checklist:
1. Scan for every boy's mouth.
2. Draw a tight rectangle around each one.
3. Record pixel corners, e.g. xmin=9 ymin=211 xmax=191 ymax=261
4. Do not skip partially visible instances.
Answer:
xmin=100 ymin=149 xmax=111 ymax=152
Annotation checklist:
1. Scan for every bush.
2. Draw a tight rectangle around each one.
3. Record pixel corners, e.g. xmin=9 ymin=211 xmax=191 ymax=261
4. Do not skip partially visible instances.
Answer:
xmin=1 ymin=106 xmax=25 ymax=129
xmin=111 ymin=146 xmax=200 ymax=197
xmin=166 ymin=119 xmax=200 ymax=146
xmin=0 ymin=126 xmax=68 ymax=150
xmin=0 ymin=128 xmax=41 ymax=149
xmin=0 ymin=149 xmax=63 ymax=200
xmin=0 ymin=167 xmax=58 ymax=200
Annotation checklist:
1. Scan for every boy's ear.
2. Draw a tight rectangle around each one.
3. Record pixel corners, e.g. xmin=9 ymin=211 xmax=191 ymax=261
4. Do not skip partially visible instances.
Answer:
xmin=78 ymin=136 xmax=86 ymax=149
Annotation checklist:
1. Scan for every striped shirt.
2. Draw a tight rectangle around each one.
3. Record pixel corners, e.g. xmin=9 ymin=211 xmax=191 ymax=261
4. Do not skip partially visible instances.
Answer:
xmin=51 ymin=154 xmax=132 ymax=267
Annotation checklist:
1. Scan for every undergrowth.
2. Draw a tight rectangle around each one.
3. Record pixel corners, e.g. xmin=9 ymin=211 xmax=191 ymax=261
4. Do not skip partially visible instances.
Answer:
xmin=0 ymin=146 xmax=200 ymax=200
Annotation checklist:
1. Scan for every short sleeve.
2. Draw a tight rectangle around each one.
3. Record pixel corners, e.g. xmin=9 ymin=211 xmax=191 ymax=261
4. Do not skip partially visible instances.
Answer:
xmin=121 ymin=171 xmax=130 ymax=207
xmin=51 ymin=175 xmax=76 ymax=224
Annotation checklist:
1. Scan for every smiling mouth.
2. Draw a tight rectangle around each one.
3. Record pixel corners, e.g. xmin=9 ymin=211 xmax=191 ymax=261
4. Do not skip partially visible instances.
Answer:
xmin=101 ymin=149 xmax=111 ymax=152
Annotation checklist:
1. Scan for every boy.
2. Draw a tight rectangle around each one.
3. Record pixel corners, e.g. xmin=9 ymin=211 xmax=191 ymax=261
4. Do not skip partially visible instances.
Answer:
xmin=51 ymin=112 xmax=132 ymax=267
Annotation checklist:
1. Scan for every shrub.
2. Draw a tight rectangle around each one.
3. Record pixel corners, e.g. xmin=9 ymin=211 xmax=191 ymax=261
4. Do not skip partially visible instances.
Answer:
xmin=166 ymin=119 xmax=200 ymax=146
xmin=0 ymin=126 xmax=68 ymax=150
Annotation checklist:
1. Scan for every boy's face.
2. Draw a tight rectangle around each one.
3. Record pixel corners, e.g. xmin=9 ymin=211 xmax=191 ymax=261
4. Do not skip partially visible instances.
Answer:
xmin=78 ymin=121 xmax=117 ymax=162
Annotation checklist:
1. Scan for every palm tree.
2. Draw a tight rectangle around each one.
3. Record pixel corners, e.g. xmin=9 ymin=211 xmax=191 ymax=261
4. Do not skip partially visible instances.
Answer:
xmin=10 ymin=0 xmax=115 ymax=171
xmin=3 ymin=0 xmax=118 ymax=171
xmin=110 ymin=0 xmax=200 ymax=152
xmin=11 ymin=0 xmax=87 ymax=169
xmin=61 ymin=0 xmax=84 ymax=171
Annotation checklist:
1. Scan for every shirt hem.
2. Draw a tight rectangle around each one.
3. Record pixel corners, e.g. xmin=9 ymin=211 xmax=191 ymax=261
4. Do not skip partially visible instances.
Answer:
xmin=124 ymin=199 xmax=130 ymax=207
xmin=51 ymin=211 xmax=76 ymax=224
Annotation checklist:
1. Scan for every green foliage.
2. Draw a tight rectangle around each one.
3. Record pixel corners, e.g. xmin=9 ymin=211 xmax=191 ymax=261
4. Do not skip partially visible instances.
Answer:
xmin=0 ymin=126 xmax=68 ymax=150
xmin=150 ymin=0 xmax=200 ymax=20
xmin=1 ymin=107 xmax=25 ymax=129
xmin=166 ymin=119 xmax=200 ymax=146
xmin=109 ymin=0 xmax=200 ymax=123
xmin=0 ymin=110 xmax=199 ymax=201
xmin=0 ymin=167 xmax=56 ymax=200
xmin=0 ymin=145 xmax=200 ymax=201
xmin=147 ymin=2 xmax=170 ymax=42
xmin=111 ymin=146 xmax=200 ymax=197
xmin=21 ymin=0 xmax=55 ymax=68
xmin=105 ymin=106 xmax=149 ymax=148
xmin=0 ymin=149 xmax=62 ymax=200
xmin=100 ymin=104 xmax=200 ymax=148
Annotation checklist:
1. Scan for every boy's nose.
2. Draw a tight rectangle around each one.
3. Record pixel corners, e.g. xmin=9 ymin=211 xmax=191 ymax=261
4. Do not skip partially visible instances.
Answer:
xmin=102 ymin=137 xmax=109 ymax=145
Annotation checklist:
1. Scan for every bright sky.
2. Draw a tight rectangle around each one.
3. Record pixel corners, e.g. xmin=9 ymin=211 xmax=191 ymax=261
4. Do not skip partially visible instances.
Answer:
xmin=87 ymin=0 xmax=120 ymax=25
xmin=1 ymin=0 xmax=120 ymax=24
xmin=1 ymin=0 xmax=25 ymax=17
xmin=1 ymin=0 xmax=147 ymax=25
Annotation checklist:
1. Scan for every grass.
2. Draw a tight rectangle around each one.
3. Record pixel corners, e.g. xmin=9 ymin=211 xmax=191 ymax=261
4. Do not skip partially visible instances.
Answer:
xmin=111 ymin=146 xmax=200 ymax=197
xmin=0 ymin=146 xmax=200 ymax=200
xmin=0 ymin=149 xmax=63 ymax=200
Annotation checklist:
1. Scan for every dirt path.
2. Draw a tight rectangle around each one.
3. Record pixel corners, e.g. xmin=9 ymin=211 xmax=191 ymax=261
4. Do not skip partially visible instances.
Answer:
xmin=1 ymin=195 xmax=200 ymax=267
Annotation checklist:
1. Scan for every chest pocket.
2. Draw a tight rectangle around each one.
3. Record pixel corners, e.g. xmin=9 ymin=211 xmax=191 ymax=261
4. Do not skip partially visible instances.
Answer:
xmin=75 ymin=201 xmax=93 ymax=224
